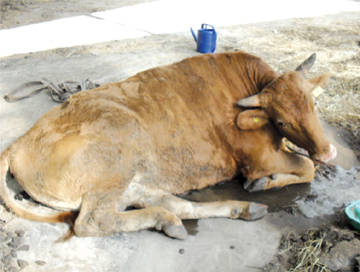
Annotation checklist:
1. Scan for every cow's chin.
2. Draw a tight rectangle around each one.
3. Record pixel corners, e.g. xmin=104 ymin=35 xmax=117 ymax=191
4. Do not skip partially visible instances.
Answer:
xmin=311 ymin=144 xmax=337 ymax=163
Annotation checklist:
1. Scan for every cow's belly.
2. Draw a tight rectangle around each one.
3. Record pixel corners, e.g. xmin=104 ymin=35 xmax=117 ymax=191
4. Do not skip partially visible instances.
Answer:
xmin=154 ymin=144 xmax=237 ymax=194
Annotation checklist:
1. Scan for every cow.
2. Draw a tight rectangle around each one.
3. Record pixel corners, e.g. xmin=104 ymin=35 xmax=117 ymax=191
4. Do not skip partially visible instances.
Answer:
xmin=0 ymin=51 xmax=336 ymax=239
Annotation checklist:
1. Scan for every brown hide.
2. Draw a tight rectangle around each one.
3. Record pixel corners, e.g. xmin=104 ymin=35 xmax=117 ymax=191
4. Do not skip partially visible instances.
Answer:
xmin=5 ymin=52 xmax=277 ymax=210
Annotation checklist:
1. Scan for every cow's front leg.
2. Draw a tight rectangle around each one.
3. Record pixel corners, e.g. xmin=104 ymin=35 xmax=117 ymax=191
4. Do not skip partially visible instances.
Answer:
xmin=244 ymin=151 xmax=315 ymax=192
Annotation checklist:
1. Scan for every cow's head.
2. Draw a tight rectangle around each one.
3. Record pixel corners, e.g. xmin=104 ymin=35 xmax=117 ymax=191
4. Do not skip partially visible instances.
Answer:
xmin=236 ymin=54 xmax=337 ymax=163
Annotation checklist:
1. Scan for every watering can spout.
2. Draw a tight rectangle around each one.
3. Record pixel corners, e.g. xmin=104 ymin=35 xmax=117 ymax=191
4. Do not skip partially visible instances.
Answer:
xmin=190 ymin=28 xmax=197 ymax=42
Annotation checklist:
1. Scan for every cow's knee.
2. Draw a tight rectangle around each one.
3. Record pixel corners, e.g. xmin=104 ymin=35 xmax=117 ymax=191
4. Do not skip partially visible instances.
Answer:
xmin=73 ymin=193 xmax=116 ymax=237
xmin=298 ymin=156 xmax=315 ymax=181
xmin=74 ymin=210 xmax=104 ymax=237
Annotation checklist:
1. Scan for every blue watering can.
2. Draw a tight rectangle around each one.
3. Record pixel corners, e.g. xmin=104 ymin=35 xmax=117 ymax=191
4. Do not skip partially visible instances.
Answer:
xmin=191 ymin=24 xmax=217 ymax=54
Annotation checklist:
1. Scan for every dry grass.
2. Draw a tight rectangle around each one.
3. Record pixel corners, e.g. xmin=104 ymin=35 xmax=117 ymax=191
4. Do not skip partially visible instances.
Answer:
xmin=0 ymin=0 xmax=26 ymax=11
xmin=265 ymin=219 xmax=359 ymax=272
xmin=276 ymin=231 xmax=330 ymax=272
xmin=288 ymin=235 xmax=329 ymax=272
xmin=318 ymin=77 xmax=360 ymax=137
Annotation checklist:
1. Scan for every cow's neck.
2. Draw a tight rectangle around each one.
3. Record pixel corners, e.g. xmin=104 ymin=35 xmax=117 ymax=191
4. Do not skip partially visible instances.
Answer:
xmin=205 ymin=52 xmax=278 ymax=175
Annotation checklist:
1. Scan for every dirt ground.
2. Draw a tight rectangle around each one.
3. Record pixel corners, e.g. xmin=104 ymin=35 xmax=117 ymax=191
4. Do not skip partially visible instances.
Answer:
xmin=0 ymin=0 xmax=155 ymax=29
xmin=0 ymin=1 xmax=360 ymax=272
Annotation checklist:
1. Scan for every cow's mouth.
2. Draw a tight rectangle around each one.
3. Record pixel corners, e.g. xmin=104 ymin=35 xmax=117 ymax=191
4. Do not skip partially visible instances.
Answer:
xmin=311 ymin=144 xmax=337 ymax=163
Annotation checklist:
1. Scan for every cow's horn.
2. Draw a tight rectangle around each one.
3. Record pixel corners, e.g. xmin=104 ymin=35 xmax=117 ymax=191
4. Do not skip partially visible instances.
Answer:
xmin=236 ymin=94 xmax=261 ymax=107
xmin=295 ymin=53 xmax=316 ymax=74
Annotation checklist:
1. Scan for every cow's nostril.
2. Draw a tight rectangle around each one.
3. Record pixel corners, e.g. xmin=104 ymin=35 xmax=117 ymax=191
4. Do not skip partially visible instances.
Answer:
xmin=328 ymin=144 xmax=337 ymax=161
xmin=312 ymin=144 xmax=337 ymax=163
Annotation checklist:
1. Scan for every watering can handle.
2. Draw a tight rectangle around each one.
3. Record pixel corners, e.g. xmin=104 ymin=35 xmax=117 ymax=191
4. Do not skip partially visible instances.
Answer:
xmin=201 ymin=24 xmax=215 ymax=30
xmin=190 ymin=28 xmax=197 ymax=42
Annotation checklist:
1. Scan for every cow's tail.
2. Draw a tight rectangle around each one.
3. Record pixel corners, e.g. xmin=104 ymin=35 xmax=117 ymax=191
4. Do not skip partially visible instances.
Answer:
xmin=0 ymin=148 xmax=76 ymax=224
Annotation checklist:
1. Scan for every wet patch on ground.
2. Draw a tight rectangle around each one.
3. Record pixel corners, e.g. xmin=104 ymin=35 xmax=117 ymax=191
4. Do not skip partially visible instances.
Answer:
xmin=297 ymin=164 xmax=360 ymax=219
xmin=182 ymin=158 xmax=360 ymax=219
xmin=182 ymin=178 xmax=311 ymax=213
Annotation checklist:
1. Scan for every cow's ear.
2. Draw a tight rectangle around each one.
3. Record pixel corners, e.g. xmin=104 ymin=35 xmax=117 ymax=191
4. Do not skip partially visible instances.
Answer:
xmin=309 ymin=73 xmax=331 ymax=89
xmin=236 ymin=109 xmax=269 ymax=130
xmin=295 ymin=53 xmax=316 ymax=74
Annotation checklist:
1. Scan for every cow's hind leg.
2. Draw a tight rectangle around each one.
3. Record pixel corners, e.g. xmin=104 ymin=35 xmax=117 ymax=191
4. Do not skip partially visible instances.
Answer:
xmin=145 ymin=194 xmax=268 ymax=221
xmin=73 ymin=191 xmax=187 ymax=239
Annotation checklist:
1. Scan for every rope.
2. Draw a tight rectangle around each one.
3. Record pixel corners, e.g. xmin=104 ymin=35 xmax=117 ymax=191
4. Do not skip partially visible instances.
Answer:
xmin=285 ymin=144 xmax=327 ymax=166
xmin=3 ymin=78 xmax=99 ymax=103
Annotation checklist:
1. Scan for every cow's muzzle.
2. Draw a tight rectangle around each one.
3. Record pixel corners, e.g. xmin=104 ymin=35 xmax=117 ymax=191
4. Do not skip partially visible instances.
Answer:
xmin=311 ymin=144 xmax=337 ymax=163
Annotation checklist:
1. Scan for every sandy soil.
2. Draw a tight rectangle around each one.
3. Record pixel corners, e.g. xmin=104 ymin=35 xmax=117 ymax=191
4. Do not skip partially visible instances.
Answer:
xmin=0 ymin=2 xmax=360 ymax=272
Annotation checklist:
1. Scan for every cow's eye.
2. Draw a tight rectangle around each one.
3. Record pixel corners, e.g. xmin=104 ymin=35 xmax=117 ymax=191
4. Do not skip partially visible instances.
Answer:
xmin=277 ymin=120 xmax=285 ymax=127
xmin=277 ymin=120 xmax=291 ymax=129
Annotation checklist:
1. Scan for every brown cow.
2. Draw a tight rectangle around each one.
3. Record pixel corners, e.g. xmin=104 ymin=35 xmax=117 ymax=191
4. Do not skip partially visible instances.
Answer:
xmin=0 ymin=51 xmax=336 ymax=239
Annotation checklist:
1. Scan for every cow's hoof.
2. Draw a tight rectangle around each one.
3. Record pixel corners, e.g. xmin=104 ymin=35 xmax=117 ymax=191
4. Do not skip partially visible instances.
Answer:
xmin=243 ymin=177 xmax=268 ymax=192
xmin=163 ymin=224 xmax=188 ymax=240
xmin=247 ymin=203 xmax=268 ymax=220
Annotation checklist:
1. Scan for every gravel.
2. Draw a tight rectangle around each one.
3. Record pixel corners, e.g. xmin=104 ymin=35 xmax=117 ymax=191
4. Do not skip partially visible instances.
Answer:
xmin=0 ymin=226 xmax=30 ymax=272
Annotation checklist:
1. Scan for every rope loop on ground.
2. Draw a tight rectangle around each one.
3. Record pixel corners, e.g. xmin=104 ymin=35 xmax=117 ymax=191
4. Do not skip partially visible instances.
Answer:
xmin=4 ymin=78 xmax=100 ymax=103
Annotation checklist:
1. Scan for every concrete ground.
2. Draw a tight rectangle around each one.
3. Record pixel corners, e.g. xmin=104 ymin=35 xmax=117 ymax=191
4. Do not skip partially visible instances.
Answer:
xmin=0 ymin=1 xmax=360 ymax=272
xmin=1 ymin=0 xmax=360 ymax=57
